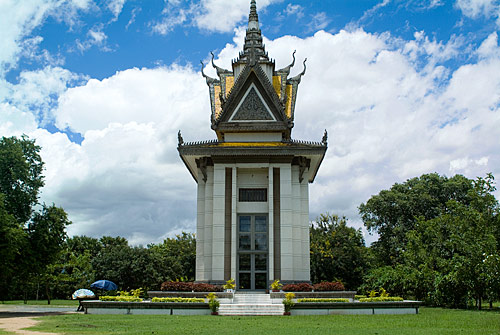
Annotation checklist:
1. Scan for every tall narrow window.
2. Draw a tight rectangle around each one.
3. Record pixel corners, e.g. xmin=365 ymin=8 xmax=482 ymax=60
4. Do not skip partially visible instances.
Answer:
xmin=239 ymin=188 xmax=267 ymax=202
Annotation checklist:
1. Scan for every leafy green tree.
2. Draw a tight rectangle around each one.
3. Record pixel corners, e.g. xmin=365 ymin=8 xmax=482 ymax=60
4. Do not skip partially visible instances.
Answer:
xmin=0 ymin=194 xmax=28 ymax=299
xmin=0 ymin=135 xmax=44 ymax=224
xmin=359 ymin=173 xmax=474 ymax=265
xmin=150 ymin=232 xmax=196 ymax=283
xmin=362 ymin=174 xmax=499 ymax=309
xmin=26 ymin=204 xmax=72 ymax=304
xmin=309 ymin=213 xmax=371 ymax=290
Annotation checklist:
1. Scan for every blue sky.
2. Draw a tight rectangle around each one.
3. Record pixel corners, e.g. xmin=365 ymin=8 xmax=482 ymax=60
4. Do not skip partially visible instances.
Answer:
xmin=1 ymin=0 xmax=500 ymax=245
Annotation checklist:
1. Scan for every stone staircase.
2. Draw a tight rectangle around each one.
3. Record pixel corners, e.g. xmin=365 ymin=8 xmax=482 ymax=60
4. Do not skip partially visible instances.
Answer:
xmin=218 ymin=293 xmax=284 ymax=316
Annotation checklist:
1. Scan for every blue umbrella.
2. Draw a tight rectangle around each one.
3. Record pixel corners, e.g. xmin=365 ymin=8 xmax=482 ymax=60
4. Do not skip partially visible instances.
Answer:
xmin=72 ymin=289 xmax=95 ymax=299
xmin=90 ymin=280 xmax=118 ymax=291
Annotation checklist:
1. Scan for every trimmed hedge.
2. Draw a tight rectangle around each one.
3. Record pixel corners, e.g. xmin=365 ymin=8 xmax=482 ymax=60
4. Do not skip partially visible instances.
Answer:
xmin=151 ymin=297 xmax=205 ymax=303
xmin=160 ymin=281 xmax=223 ymax=292
xmin=313 ymin=281 xmax=345 ymax=292
xmin=297 ymin=298 xmax=349 ymax=303
xmin=192 ymin=283 xmax=223 ymax=292
xmin=161 ymin=281 xmax=193 ymax=292
xmin=359 ymin=297 xmax=404 ymax=302
xmin=282 ymin=283 xmax=313 ymax=292
xmin=99 ymin=296 xmax=142 ymax=302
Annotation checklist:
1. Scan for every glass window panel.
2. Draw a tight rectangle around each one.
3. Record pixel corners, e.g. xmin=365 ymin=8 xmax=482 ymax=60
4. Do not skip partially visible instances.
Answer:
xmin=239 ymin=216 xmax=251 ymax=232
xmin=255 ymin=216 xmax=267 ymax=232
xmin=255 ymin=254 xmax=267 ymax=271
xmin=239 ymin=273 xmax=251 ymax=290
xmin=255 ymin=273 xmax=267 ymax=290
xmin=239 ymin=254 xmax=251 ymax=271
xmin=239 ymin=235 xmax=251 ymax=250
xmin=239 ymin=188 xmax=267 ymax=202
xmin=255 ymin=233 xmax=267 ymax=251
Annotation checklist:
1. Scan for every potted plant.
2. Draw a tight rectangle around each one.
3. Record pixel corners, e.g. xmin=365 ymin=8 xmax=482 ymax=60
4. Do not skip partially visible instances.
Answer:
xmin=207 ymin=292 xmax=220 ymax=315
xmin=223 ymin=278 xmax=235 ymax=293
xmin=282 ymin=292 xmax=295 ymax=315
xmin=270 ymin=279 xmax=283 ymax=292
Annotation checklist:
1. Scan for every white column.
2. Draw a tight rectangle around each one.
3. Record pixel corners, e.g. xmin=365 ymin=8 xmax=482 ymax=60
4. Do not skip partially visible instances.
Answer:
xmin=195 ymin=169 xmax=206 ymax=282
xmin=203 ymin=166 xmax=214 ymax=281
xmin=279 ymin=164 xmax=293 ymax=281
xmin=212 ymin=164 xmax=226 ymax=282
xmin=231 ymin=167 xmax=238 ymax=281
xmin=268 ymin=166 xmax=274 ymax=282
xmin=301 ymin=180 xmax=310 ymax=281
xmin=291 ymin=165 xmax=302 ymax=280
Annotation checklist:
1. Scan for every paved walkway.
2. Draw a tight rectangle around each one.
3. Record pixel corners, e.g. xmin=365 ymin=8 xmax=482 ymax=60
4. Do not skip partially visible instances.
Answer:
xmin=0 ymin=305 xmax=76 ymax=335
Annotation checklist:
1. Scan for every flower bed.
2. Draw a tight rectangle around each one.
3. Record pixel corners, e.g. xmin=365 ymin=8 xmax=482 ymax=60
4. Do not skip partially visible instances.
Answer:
xmin=358 ymin=297 xmax=404 ymax=302
xmin=313 ymin=282 xmax=345 ymax=291
xmin=99 ymin=296 xmax=142 ymax=302
xmin=151 ymin=297 xmax=204 ymax=303
xmin=160 ymin=281 xmax=223 ymax=292
xmin=297 ymin=298 xmax=349 ymax=303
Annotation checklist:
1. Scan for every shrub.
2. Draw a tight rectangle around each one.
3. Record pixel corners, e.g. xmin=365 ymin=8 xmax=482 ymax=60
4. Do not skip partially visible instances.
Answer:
xmin=283 ymin=292 xmax=295 ymax=313
xmin=297 ymin=298 xmax=349 ymax=303
xmin=282 ymin=283 xmax=313 ymax=292
xmin=151 ymin=297 xmax=204 ymax=303
xmin=223 ymin=278 xmax=235 ymax=290
xmin=193 ymin=283 xmax=223 ymax=292
xmin=313 ymin=281 xmax=345 ymax=291
xmin=359 ymin=297 xmax=404 ymax=302
xmin=355 ymin=295 xmax=367 ymax=300
xmin=270 ymin=279 xmax=283 ymax=291
xmin=99 ymin=296 xmax=142 ymax=302
xmin=206 ymin=292 xmax=219 ymax=313
xmin=161 ymin=281 xmax=193 ymax=292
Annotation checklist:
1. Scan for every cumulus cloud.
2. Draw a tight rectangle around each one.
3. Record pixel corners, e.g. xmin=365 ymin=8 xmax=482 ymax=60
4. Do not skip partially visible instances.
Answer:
xmin=76 ymin=25 xmax=112 ymax=53
xmin=455 ymin=0 xmax=499 ymax=19
xmin=151 ymin=0 xmax=281 ymax=35
xmin=0 ymin=0 xmax=92 ymax=74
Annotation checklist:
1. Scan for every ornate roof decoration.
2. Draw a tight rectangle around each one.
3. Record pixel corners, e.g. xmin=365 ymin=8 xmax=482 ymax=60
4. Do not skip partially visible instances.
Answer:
xmin=201 ymin=0 xmax=307 ymax=140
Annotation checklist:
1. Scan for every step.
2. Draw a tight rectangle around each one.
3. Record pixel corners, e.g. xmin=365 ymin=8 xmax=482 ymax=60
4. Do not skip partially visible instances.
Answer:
xmin=218 ymin=303 xmax=284 ymax=316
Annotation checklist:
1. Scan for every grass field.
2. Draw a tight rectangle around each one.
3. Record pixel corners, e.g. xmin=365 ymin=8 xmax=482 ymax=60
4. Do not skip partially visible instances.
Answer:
xmin=0 ymin=300 xmax=78 ymax=307
xmin=27 ymin=307 xmax=499 ymax=335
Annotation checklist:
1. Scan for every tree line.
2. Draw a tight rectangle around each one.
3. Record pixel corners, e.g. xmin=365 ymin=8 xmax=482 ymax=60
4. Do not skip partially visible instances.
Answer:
xmin=1 ymin=135 xmax=499 ymax=309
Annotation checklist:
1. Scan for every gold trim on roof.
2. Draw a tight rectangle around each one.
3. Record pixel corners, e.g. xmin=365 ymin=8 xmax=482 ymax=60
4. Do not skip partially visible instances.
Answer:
xmin=214 ymin=85 xmax=222 ymax=120
xmin=225 ymin=76 xmax=234 ymax=96
xmin=272 ymin=76 xmax=281 ymax=98
xmin=285 ymin=84 xmax=293 ymax=118
xmin=210 ymin=142 xmax=288 ymax=147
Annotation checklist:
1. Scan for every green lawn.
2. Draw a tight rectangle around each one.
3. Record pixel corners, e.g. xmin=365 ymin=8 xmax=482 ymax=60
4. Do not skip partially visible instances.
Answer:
xmin=28 ymin=307 xmax=499 ymax=335
xmin=0 ymin=300 xmax=78 ymax=307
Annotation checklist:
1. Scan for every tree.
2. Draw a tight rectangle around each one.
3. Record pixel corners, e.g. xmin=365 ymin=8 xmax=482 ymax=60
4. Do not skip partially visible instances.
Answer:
xmin=27 ymin=204 xmax=72 ymax=304
xmin=359 ymin=173 xmax=474 ymax=265
xmin=150 ymin=232 xmax=196 ymax=283
xmin=309 ymin=213 xmax=371 ymax=290
xmin=361 ymin=174 xmax=499 ymax=309
xmin=0 ymin=135 xmax=44 ymax=224
xmin=0 ymin=194 xmax=28 ymax=299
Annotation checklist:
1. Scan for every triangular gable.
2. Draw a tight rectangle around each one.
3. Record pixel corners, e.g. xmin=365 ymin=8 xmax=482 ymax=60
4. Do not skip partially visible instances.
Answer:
xmin=229 ymin=84 xmax=276 ymax=122
xmin=217 ymin=64 xmax=287 ymax=125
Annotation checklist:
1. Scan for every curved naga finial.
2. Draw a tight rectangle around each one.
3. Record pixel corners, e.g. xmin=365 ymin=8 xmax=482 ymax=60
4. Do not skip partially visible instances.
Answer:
xmin=178 ymin=130 xmax=184 ymax=146
xmin=277 ymin=50 xmax=296 ymax=74
xmin=211 ymin=51 xmax=232 ymax=76
xmin=290 ymin=58 xmax=307 ymax=83
xmin=200 ymin=60 xmax=218 ymax=84
xmin=322 ymin=129 xmax=328 ymax=146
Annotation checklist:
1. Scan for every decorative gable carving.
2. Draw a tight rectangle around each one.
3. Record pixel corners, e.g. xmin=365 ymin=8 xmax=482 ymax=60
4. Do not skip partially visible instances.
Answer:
xmin=230 ymin=86 xmax=275 ymax=121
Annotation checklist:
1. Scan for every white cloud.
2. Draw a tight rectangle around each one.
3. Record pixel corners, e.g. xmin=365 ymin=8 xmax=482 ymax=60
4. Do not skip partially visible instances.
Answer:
xmin=76 ymin=26 xmax=111 ymax=53
xmin=108 ymin=0 xmax=126 ymax=19
xmin=151 ymin=0 xmax=281 ymax=35
xmin=2 ymin=21 xmax=500 ymax=245
xmin=284 ymin=4 xmax=304 ymax=19
xmin=455 ymin=0 xmax=499 ymax=19
xmin=0 ymin=0 xmax=92 ymax=74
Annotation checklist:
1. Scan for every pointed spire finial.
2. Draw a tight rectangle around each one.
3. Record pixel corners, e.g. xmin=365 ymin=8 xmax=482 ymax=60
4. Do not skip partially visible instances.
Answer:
xmin=248 ymin=0 xmax=259 ymax=30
